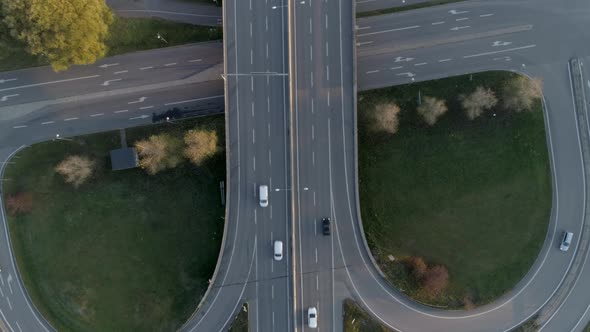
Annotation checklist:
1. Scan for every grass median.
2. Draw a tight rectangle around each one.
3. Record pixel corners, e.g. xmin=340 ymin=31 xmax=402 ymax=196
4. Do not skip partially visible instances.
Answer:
xmin=0 ymin=16 xmax=222 ymax=72
xmin=344 ymin=299 xmax=394 ymax=332
xmin=358 ymin=71 xmax=551 ymax=308
xmin=2 ymin=116 xmax=225 ymax=331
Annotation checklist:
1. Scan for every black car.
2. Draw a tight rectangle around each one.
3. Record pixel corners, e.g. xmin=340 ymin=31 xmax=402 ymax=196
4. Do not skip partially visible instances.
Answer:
xmin=322 ymin=217 xmax=331 ymax=236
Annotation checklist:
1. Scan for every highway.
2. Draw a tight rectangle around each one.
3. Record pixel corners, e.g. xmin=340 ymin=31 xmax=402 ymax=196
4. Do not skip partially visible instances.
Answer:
xmin=180 ymin=0 xmax=293 ymax=331
xmin=289 ymin=0 xmax=355 ymax=330
xmin=0 ymin=0 xmax=590 ymax=331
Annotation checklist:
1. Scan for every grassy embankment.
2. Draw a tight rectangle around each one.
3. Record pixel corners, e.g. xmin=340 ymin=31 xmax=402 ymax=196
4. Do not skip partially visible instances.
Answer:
xmin=358 ymin=71 xmax=551 ymax=308
xmin=2 ymin=116 xmax=225 ymax=331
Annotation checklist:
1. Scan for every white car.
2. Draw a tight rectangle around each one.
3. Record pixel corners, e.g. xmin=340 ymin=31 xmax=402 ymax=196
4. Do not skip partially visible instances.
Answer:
xmin=560 ymin=231 xmax=573 ymax=252
xmin=307 ymin=307 xmax=317 ymax=328
xmin=274 ymin=241 xmax=283 ymax=261
xmin=259 ymin=185 xmax=269 ymax=207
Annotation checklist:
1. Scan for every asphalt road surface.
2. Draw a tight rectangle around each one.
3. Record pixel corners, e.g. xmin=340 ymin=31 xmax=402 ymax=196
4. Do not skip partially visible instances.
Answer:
xmin=289 ymin=0 xmax=355 ymax=330
xmin=180 ymin=0 xmax=293 ymax=331
xmin=1 ymin=0 xmax=590 ymax=331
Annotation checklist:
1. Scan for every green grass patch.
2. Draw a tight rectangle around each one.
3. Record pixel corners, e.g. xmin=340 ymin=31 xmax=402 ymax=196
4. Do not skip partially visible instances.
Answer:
xmin=356 ymin=0 xmax=466 ymax=18
xmin=343 ymin=299 xmax=394 ymax=332
xmin=0 ymin=16 xmax=222 ymax=72
xmin=2 ymin=116 xmax=225 ymax=331
xmin=229 ymin=303 xmax=249 ymax=332
xmin=358 ymin=71 xmax=551 ymax=308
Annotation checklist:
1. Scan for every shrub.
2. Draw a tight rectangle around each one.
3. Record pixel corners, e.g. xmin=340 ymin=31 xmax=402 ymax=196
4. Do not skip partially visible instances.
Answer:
xmin=184 ymin=129 xmax=218 ymax=166
xmin=6 ymin=192 xmax=33 ymax=216
xmin=135 ymin=134 xmax=182 ymax=175
xmin=55 ymin=155 xmax=96 ymax=188
xmin=372 ymin=102 xmax=401 ymax=134
xmin=417 ymin=96 xmax=448 ymax=126
xmin=408 ymin=256 xmax=427 ymax=279
xmin=460 ymin=86 xmax=498 ymax=120
xmin=421 ymin=265 xmax=449 ymax=296
xmin=502 ymin=76 xmax=543 ymax=112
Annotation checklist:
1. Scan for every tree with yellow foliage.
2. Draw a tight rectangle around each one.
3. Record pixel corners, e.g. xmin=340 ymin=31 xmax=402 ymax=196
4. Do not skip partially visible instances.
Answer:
xmin=0 ymin=0 xmax=113 ymax=71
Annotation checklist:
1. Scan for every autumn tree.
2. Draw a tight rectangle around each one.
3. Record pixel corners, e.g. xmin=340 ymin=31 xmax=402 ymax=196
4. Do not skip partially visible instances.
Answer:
xmin=184 ymin=129 xmax=218 ymax=166
xmin=421 ymin=265 xmax=449 ymax=297
xmin=460 ymin=86 xmax=498 ymax=120
xmin=372 ymin=102 xmax=401 ymax=134
xmin=502 ymin=76 xmax=543 ymax=112
xmin=6 ymin=192 xmax=33 ymax=216
xmin=135 ymin=134 xmax=182 ymax=175
xmin=417 ymin=96 xmax=448 ymax=126
xmin=0 ymin=0 xmax=113 ymax=71
xmin=55 ymin=155 xmax=96 ymax=188
xmin=408 ymin=256 xmax=427 ymax=280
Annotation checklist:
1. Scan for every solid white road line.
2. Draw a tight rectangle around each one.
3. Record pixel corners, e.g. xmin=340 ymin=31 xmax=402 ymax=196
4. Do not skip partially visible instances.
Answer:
xmin=463 ymin=44 xmax=536 ymax=58
xmin=0 ymin=94 xmax=19 ymax=102
xmin=356 ymin=41 xmax=373 ymax=46
xmin=357 ymin=25 xmax=420 ymax=37
xmin=0 ymin=75 xmax=99 ymax=92
xmin=164 ymin=95 xmax=224 ymax=106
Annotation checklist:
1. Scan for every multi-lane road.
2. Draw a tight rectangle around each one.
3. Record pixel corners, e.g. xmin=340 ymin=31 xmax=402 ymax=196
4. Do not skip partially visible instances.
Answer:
xmin=2 ymin=0 xmax=590 ymax=331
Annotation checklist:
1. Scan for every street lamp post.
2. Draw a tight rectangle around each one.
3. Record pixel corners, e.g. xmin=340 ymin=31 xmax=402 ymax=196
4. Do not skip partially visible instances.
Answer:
xmin=54 ymin=134 xmax=73 ymax=141
xmin=156 ymin=33 xmax=168 ymax=44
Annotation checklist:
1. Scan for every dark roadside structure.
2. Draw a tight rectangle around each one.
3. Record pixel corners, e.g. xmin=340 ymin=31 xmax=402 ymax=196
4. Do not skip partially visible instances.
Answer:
xmin=152 ymin=104 xmax=224 ymax=124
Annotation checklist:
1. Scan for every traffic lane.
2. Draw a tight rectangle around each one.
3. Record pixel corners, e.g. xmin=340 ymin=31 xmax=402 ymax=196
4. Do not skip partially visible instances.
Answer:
xmin=333 ymin=65 xmax=584 ymax=332
xmin=356 ymin=0 xmax=433 ymax=14
xmin=357 ymin=34 xmax=540 ymax=90
xmin=534 ymin=59 xmax=590 ymax=332
xmin=357 ymin=14 xmax=535 ymax=59
xmin=356 ymin=0 xmax=542 ymax=33
xmin=0 ymin=42 xmax=222 ymax=106
xmin=2 ymin=80 xmax=224 ymax=131
xmin=0 ymin=62 xmax=222 ymax=108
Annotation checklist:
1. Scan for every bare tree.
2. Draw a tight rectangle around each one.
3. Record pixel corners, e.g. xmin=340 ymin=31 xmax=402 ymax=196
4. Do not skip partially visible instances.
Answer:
xmin=502 ymin=76 xmax=543 ymax=112
xmin=184 ymin=129 xmax=218 ymax=166
xmin=372 ymin=102 xmax=401 ymax=134
xmin=460 ymin=86 xmax=498 ymax=120
xmin=55 ymin=155 xmax=96 ymax=188
xmin=135 ymin=134 xmax=182 ymax=175
xmin=417 ymin=96 xmax=448 ymax=126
